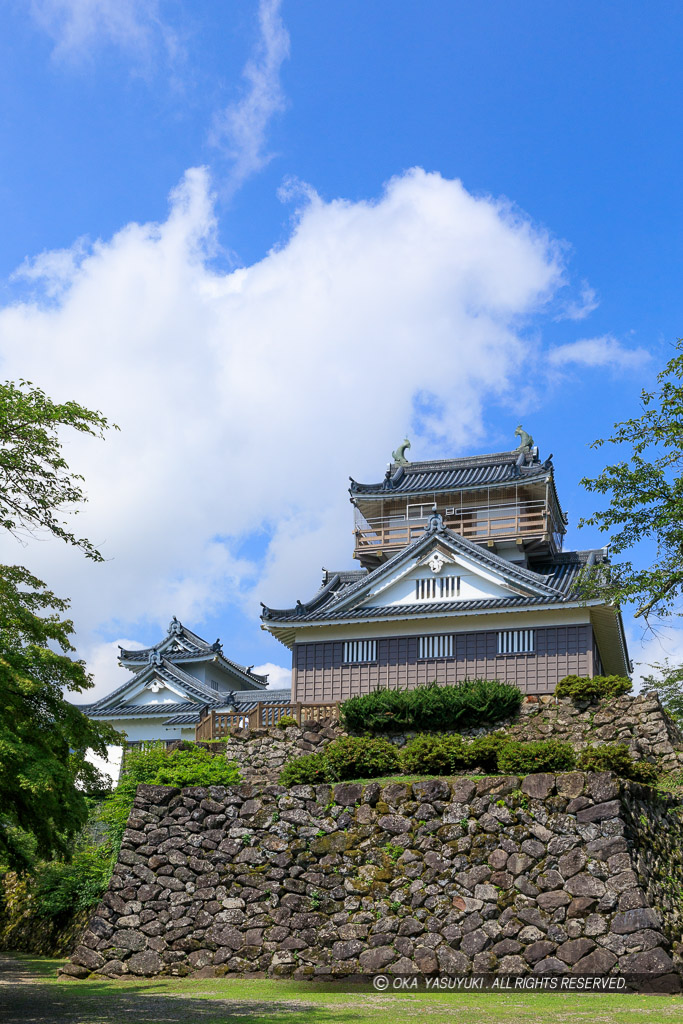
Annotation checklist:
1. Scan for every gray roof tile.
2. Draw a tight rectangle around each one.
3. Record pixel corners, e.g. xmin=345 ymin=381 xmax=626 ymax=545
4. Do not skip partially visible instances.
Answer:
xmin=349 ymin=450 xmax=552 ymax=496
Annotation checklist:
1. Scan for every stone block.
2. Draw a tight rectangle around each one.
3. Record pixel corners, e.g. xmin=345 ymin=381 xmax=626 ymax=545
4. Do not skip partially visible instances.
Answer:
xmin=576 ymin=800 xmax=621 ymax=823
xmin=521 ymin=774 xmax=555 ymax=800
xmin=610 ymin=908 xmax=661 ymax=933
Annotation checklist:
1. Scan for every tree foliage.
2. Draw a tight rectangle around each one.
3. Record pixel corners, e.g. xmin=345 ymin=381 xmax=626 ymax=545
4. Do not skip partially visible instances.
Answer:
xmin=0 ymin=380 xmax=114 ymax=561
xmin=0 ymin=380 xmax=119 ymax=870
xmin=0 ymin=565 xmax=120 ymax=869
xmin=640 ymin=659 xmax=683 ymax=724
xmin=578 ymin=340 xmax=683 ymax=619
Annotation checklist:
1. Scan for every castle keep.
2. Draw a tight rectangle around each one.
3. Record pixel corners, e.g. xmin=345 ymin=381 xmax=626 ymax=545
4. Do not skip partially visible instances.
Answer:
xmin=261 ymin=432 xmax=630 ymax=702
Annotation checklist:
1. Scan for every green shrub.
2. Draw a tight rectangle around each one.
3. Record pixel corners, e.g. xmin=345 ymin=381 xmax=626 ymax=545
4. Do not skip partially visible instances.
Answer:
xmin=398 ymin=731 xmax=509 ymax=775
xmin=463 ymin=732 xmax=508 ymax=773
xmin=100 ymin=743 xmax=241 ymax=851
xmin=279 ymin=752 xmax=329 ymax=786
xmin=496 ymin=739 xmax=576 ymax=774
xmin=576 ymin=743 xmax=659 ymax=785
xmin=275 ymin=715 xmax=299 ymax=729
xmin=556 ymin=674 xmax=632 ymax=702
xmin=33 ymin=846 xmax=113 ymax=918
xmin=340 ymin=679 xmax=523 ymax=735
xmin=324 ymin=736 xmax=401 ymax=781
xmin=400 ymin=733 xmax=466 ymax=775
xmin=279 ymin=736 xmax=401 ymax=785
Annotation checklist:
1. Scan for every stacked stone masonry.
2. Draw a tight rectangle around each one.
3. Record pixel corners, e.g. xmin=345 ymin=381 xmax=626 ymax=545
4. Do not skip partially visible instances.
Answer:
xmin=219 ymin=692 xmax=683 ymax=786
xmin=65 ymin=772 xmax=683 ymax=980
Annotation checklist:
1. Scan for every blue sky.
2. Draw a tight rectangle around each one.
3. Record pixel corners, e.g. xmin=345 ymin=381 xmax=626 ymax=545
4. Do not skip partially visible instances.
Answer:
xmin=0 ymin=1 xmax=681 ymax=695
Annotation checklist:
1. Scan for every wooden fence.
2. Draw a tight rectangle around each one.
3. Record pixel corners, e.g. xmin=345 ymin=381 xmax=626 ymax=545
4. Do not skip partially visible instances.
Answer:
xmin=195 ymin=701 xmax=341 ymax=742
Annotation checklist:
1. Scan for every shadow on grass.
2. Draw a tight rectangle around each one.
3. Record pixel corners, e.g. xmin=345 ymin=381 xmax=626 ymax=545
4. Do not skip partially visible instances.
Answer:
xmin=0 ymin=957 xmax=360 ymax=1024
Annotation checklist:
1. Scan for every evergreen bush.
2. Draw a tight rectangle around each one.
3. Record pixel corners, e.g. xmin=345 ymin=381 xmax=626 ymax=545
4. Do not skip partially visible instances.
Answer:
xmin=464 ymin=732 xmax=508 ymax=772
xmin=576 ymin=743 xmax=659 ymax=785
xmin=278 ymin=752 xmax=329 ymax=786
xmin=274 ymin=715 xmax=299 ymax=728
xmin=496 ymin=739 xmax=576 ymax=774
xmin=555 ymin=674 xmax=632 ymax=702
xmin=340 ymin=679 xmax=523 ymax=734
xmin=324 ymin=736 xmax=401 ymax=781
xmin=400 ymin=733 xmax=466 ymax=775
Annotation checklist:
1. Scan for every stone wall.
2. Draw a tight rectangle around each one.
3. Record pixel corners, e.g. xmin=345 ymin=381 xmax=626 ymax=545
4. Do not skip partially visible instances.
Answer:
xmin=64 ymin=772 xmax=683 ymax=980
xmin=215 ymin=691 xmax=683 ymax=787
xmin=508 ymin=691 xmax=683 ymax=771
xmin=219 ymin=719 xmax=342 ymax=783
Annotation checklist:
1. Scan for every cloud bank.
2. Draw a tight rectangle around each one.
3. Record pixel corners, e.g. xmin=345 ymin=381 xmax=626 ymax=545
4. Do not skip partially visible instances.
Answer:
xmin=0 ymin=167 xmax=565 ymax=697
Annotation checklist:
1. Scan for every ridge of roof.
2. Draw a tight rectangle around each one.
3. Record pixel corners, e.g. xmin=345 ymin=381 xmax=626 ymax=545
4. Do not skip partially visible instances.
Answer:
xmin=261 ymin=521 xmax=566 ymax=623
xmin=349 ymin=448 xmax=555 ymax=497
xmin=118 ymin=618 xmax=268 ymax=688
xmin=88 ymin=657 xmax=221 ymax=712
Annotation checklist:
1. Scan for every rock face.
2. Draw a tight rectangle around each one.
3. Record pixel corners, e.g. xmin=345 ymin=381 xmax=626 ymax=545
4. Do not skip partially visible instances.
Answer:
xmin=215 ymin=692 xmax=683 ymax=789
xmin=508 ymin=691 xmax=683 ymax=772
xmin=65 ymin=773 xmax=683 ymax=980
xmin=220 ymin=719 xmax=343 ymax=783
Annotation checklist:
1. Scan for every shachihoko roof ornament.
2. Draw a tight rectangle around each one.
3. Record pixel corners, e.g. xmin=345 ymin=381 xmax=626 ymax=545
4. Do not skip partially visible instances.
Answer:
xmin=515 ymin=425 xmax=534 ymax=451
xmin=392 ymin=438 xmax=411 ymax=465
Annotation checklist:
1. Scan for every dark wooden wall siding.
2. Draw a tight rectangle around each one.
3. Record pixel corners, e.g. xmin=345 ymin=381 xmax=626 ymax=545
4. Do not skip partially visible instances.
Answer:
xmin=293 ymin=625 xmax=593 ymax=702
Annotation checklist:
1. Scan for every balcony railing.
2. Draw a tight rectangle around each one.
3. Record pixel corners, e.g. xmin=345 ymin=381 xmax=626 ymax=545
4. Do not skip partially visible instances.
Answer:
xmin=353 ymin=500 xmax=551 ymax=557
xmin=195 ymin=701 xmax=341 ymax=741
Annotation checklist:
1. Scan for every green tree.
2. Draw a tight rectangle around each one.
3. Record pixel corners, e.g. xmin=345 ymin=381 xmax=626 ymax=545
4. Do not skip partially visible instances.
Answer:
xmin=0 ymin=380 xmax=119 ymax=869
xmin=0 ymin=379 xmax=114 ymax=560
xmin=578 ymin=339 xmax=683 ymax=620
xmin=640 ymin=659 xmax=683 ymax=724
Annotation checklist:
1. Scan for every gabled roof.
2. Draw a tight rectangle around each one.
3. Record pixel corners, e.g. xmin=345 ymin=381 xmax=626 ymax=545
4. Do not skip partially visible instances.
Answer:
xmin=349 ymin=448 xmax=556 ymax=498
xmin=262 ymin=519 xmax=575 ymax=623
xmin=77 ymin=688 xmax=295 ymax=726
xmin=118 ymin=617 xmax=268 ymax=689
xmin=86 ymin=657 xmax=226 ymax=714
xmin=261 ymin=519 xmax=612 ymax=648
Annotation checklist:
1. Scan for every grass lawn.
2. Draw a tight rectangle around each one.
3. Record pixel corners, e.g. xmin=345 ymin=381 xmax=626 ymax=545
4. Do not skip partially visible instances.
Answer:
xmin=3 ymin=954 xmax=683 ymax=1024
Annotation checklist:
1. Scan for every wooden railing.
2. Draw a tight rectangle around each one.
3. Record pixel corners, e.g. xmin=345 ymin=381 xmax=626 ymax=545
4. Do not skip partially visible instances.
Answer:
xmin=195 ymin=701 xmax=341 ymax=741
xmin=354 ymin=502 xmax=551 ymax=557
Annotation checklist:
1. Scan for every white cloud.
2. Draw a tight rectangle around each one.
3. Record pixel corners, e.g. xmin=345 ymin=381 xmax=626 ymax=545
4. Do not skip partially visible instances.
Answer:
xmin=548 ymin=334 xmax=650 ymax=371
xmin=28 ymin=0 xmax=177 ymax=65
xmin=210 ymin=0 xmax=290 ymax=192
xmin=629 ymin=625 xmax=683 ymax=693
xmin=0 ymin=166 xmax=564 ymax=693
xmin=253 ymin=663 xmax=293 ymax=691
xmin=555 ymin=281 xmax=599 ymax=321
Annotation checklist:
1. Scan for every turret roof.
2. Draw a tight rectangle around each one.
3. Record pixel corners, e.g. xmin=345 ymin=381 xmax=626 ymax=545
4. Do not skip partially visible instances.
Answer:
xmin=118 ymin=617 xmax=268 ymax=688
xmin=349 ymin=448 xmax=555 ymax=496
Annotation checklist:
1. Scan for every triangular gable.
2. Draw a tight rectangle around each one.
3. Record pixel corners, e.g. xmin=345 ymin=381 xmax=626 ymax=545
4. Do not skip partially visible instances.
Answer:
xmin=330 ymin=522 xmax=561 ymax=616
xmin=90 ymin=659 xmax=216 ymax=713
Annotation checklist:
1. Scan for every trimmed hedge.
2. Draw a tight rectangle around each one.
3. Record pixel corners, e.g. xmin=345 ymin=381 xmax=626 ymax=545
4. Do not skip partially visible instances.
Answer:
xmin=496 ymin=739 xmax=576 ymax=774
xmin=279 ymin=736 xmax=400 ymax=785
xmin=399 ymin=732 xmax=509 ymax=775
xmin=340 ymin=679 xmax=523 ymax=735
xmin=576 ymin=743 xmax=659 ymax=784
xmin=400 ymin=734 xmax=465 ymax=775
xmin=279 ymin=733 xmax=659 ymax=785
xmin=555 ymin=674 xmax=632 ymax=702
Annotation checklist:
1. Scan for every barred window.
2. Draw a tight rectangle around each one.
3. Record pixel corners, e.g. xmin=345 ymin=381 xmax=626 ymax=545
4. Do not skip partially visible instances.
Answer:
xmin=415 ymin=575 xmax=460 ymax=600
xmin=497 ymin=629 xmax=534 ymax=655
xmin=343 ymin=640 xmax=377 ymax=663
xmin=418 ymin=634 xmax=454 ymax=659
